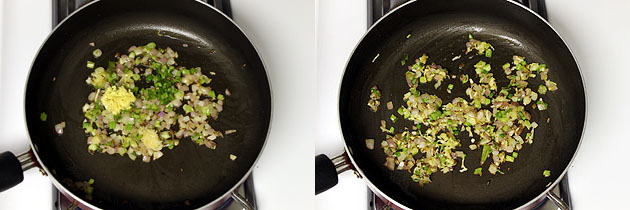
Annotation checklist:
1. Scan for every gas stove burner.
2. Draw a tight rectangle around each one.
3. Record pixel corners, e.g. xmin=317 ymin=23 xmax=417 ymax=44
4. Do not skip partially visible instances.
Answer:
xmin=54 ymin=174 xmax=257 ymax=210
xmin=368 ymin=0 xmax=547 ymax=26
xmin=53 ymin=0 xmax=232 ymax=27
xmin=368 ymin=175 xmax=571 ymax=210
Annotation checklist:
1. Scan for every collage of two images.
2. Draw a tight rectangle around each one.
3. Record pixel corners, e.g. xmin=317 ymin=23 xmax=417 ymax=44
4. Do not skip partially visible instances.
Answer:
xmin=0 ymin=0 xmax=629 ymax=209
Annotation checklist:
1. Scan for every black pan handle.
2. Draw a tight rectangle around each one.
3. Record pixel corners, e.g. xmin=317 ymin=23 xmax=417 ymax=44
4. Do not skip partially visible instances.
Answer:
xmin=0 ymin=150 xmax=37 ymax=192
xmin=315 ymin=153 xmax=353 ymax=195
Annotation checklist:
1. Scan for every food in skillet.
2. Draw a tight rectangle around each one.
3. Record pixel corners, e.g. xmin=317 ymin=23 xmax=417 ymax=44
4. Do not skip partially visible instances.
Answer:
xmin=82 ymin=42 xmax=231 ymax=162
xmin=62 ymin=178 xmax=95 ymax=200
xmin=367 ymin=85 xmax=381 ymax=112
xmin=368 ymin=35 xmax=558 ymax=186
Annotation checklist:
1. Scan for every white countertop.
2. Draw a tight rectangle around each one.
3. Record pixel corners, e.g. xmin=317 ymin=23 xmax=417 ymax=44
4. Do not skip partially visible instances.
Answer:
xmin=315 ymin=0 xmax=630 ymax=209
xmin=546 ymin=0 xmax=630 ymax=209
xmin=231 ymin=0 xmax=316 ymax=209
xmin=0 ymin=0 xmax=316 ymax=209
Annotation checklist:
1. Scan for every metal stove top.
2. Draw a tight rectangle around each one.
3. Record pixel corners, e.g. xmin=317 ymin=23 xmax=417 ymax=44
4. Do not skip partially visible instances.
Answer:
xmin=368 ymin=0 xmax=547 ymax=26
xmin=53 ymin=0 xmax=232 ymax=26
xmin=55 ymin=174 xmax=256 ymax=210
xmin=368 ymin=175 xmax=571 ymax=210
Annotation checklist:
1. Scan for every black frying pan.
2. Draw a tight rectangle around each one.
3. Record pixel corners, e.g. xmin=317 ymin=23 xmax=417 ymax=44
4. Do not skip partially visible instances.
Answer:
xmin=316 ymin=0 xmax=585 ymax=209
xmin=0 ymin=0 xmax=271 ymax=209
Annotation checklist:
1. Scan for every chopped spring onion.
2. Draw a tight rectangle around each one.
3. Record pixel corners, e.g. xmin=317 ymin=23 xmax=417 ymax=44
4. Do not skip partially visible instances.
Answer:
xmin=401 ymin=53 xmax=409 ymax=66
xmin=397 ymin=107 xmax=405 ymax=116
xmin=40 ymin=112 xmax=47 ymax=121
xmin=473 ymin=167 xmax=483 ymax=176
xmin=92 ymin=49 xmax=102 ymax=58
xmin=496 ymin=169 xmax=504 ymax=174
xmin=209 ymin=90 xmax=216 ymax=99
xmin=87 ymin=61 xmax=95 ymax=69
xmin=480 ymin=145 xmax=491 ymax=165
xmin=390 ymin=114 xmax=398 ymax=123
xmin=183 ymin=104 xmax=193 ymax=113
xmin=543 ymin=170 xmax=551 ymax=177
xmin=145 ymin=42 xmax=156 ymax=49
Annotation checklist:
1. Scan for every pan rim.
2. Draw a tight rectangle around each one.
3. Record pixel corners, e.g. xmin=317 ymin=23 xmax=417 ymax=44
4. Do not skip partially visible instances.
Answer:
xmin=21 ymin=0 xmax=273 ymax=209
xmin=335 ymin=0 xmax=588 ymax=209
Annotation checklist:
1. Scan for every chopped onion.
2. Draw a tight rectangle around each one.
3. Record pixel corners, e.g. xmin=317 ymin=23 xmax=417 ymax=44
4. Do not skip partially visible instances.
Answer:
xmin=385 ymin=157 xmax=395 ymax=171
xmin=92 ymin=49 xmax=102 ymax=58
xmin=225 ymin=129 xmax=237 ymax=135
xmin=55 ymin=122 xmax=66 ymax=135
xmin=365 ymin=139 xmax=375 ymax=150
xmin=488 ymin=164 xmax=498 ymax=175
xmin=367 ymin=85 xmax=381 ymax=112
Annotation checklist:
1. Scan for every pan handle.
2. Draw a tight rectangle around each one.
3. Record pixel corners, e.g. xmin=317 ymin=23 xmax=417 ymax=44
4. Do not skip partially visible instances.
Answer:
xmin=231 ymin=191 xmax=254 ymax=210
xmin=0 ymin=150 xmax=37 ymax=192
xmin=315 ymin=153 xmax=353 ymax=195
xmin=546 ymin=191 xmax=570 ymax=210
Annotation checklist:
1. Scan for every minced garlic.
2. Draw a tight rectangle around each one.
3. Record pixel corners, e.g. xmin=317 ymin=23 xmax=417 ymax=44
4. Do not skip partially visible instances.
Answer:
xmin=139 ymin=128 xmax=162 ymax=151
xmin=100 ymin=86 xmax=135 ymax=115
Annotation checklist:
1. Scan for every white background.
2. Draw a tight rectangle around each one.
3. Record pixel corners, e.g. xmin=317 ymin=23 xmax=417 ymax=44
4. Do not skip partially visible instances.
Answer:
xmin=230 ymin=0 xmax=316 ymax=209
xmin=315 ymin=0 xmax=630 ymax=210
